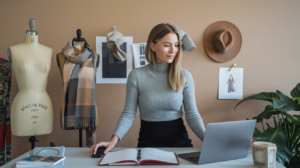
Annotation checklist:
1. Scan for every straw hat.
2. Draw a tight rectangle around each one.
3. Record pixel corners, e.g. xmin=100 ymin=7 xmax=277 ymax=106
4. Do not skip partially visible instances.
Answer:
xmin=203 ymin=21 xmax=242 ymax=62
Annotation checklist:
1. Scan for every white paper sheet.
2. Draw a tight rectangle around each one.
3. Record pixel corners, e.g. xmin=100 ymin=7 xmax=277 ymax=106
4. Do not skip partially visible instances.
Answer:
xmin=219 ymin=67 xmax=244 ymax=99
xmin=140 ymin=148 xmax=178 ymax=164
xmin=132 ymin=43 xmax=149 ymax=68
xmin=100 ymin=148 xmax=138 ymax=165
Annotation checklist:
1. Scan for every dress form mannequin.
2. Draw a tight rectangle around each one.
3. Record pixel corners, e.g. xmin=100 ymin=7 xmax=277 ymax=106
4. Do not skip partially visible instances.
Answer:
xmin=7 ymin=19 xmax=53 ymax=136
xmin=57 ymin=30 xmax=99 ymax=129
xmin=56 ymin=29 xmax=99 ymax=147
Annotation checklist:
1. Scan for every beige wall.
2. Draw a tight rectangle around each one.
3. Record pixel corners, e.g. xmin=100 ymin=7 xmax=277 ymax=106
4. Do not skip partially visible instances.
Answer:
xmin=0 ymin=0 xmax=299 ymax=159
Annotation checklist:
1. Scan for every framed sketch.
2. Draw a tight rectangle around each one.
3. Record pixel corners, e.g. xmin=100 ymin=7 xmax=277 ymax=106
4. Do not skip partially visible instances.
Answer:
xmin=96 ymin=36 xmax=133 ymax=84
xmin=218 ymin=67 xmax=244 ymax=99
xmin=132 ymin=43 xmax=149 ymax=68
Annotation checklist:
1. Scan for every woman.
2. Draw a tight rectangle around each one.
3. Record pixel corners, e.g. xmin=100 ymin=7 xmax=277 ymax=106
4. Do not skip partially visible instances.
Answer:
xmin=90 ymin=23 xmax=205 ymax=155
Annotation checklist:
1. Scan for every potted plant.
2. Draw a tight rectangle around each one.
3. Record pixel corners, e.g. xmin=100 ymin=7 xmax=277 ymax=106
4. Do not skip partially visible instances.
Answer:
xmin=234 ymin=83 xmax=300 ymax=166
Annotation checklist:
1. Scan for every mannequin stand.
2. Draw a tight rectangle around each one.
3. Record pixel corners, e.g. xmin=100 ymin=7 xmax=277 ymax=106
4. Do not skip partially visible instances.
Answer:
xmin=79 ymin=128 xmax=82 ymax=147
xmin=29 ymin=136 xmax=39 ymax=150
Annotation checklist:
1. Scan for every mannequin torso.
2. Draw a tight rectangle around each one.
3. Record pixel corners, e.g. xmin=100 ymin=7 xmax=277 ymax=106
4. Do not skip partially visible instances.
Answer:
xmin=8 ymin=34 xmax=53 ymax=136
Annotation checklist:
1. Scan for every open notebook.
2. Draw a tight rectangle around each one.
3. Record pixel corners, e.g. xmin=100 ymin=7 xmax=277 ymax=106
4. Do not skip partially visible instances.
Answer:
xmin=98 ymin=148 xmax=179 ymax=166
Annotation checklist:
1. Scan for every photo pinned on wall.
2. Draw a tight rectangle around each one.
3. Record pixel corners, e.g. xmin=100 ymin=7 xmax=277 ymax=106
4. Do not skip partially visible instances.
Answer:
xmin=96 ymin=36 xmax=133 ymax=84
xmin=132 ymin=43 xmax=149 ymax=68
xmin=218 ymin=67 xmax=244 ymax=99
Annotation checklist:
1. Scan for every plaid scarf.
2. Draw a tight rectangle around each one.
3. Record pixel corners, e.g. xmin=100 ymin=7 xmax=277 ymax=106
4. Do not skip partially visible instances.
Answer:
xmin=61 ymin=39 xmax=96 ymax=146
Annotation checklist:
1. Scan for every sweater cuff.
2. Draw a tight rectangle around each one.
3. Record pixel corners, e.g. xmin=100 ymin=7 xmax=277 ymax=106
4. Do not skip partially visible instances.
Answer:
xmin=113 ymin=129 xmax=126 ymax=142
xmin=111 ymin=134 xmax=121 ymax=142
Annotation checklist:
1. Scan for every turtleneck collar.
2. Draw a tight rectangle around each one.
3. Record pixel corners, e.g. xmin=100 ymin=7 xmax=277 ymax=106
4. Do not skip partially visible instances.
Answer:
xmin=150 ymin=63 xmax=170 ymax=73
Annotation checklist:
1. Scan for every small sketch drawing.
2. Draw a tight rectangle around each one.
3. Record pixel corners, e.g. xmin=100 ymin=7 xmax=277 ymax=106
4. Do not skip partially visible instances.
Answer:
xmin=132 ymin=43 xmax=148 ymax=68
xmin=139 ymin=43 xmax=146 ymax=66
xmin=226 ymin=74 xmax=235 ymax=93
xmin=219 ymin=67 xmax=243 ymax=99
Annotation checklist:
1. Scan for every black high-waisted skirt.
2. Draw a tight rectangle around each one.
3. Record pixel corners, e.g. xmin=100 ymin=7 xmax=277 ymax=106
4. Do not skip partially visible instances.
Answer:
xmin=137 ymin=117 xmax=193 ymax=147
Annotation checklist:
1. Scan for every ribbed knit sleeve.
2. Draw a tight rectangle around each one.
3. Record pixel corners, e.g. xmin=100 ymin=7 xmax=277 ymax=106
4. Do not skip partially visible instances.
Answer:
xmin=182 ymin=69 xmax=206 ymax=140
xmin=112 ymin=69 xmax=138 ymax=141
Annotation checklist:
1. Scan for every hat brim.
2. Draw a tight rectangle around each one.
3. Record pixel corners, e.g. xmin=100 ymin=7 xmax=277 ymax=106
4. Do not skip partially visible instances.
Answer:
xmin=203 ymin=21 xmax=242 ymax=63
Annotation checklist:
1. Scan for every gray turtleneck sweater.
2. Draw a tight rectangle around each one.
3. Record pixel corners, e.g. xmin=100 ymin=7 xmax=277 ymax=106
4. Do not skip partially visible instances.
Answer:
xmin=113 ymin=63 xmax=205 ymax=141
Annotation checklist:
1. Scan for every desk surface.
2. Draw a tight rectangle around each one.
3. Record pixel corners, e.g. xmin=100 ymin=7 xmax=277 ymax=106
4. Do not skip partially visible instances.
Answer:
xmin=3 ymin=147 xmax=285 ymax=168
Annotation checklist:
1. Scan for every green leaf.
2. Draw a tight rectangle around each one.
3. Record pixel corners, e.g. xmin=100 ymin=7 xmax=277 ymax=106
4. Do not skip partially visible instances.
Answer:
xmin=294 ymin=125 xmax=300 ymax=141
xmin=273 ymin=116 xmax=278 ymax=128
xmin=294 ymin=105 xmax=300 ymax=111
xmin=234 ymin=92 xmax=276 ymax=110
xmin=252 ymin=105 xmax=280 ymax=123
xmin=282 ymin=112 xmax=300 ymax=125
xmin=266 ymin=122 xmax=271 ymax=128
xmin=254 ymin=127 xmax=293 ymax=165
xmin=294 ymin=97 xmax=300 ymax=103
xmin=290 ymin=83 xmax=300 ymax=110
xmin=276 ymin=90 xmax=293 ymax=104
xmin=296 ymin=142 xmax=300 ymax=155
xmin=293 ymin=99 xmax=300 ymax=111
xmin=291 ymin=83 xmax=300 ymax=98
xmin=276 ymin=145 xmax=294 ymax=165
xmin=279 ymin=118 xmax=283 ymax=127
xmin=254 ymin=127 xmax=260 ymax=134
xmin=254 ymin=127 xmax=287 ymax=144
xmin=272 ymin=98 xmax=298 ymax=112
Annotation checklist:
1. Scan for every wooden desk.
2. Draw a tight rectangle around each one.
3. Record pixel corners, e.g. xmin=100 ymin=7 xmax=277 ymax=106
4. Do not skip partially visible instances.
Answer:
xmin=2 ymin=147 xmax=285 ymax=168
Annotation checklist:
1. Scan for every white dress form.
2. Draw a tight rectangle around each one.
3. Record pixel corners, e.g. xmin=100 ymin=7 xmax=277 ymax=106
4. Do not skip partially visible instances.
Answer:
xmin=8 ymin=32 xmax=53 ymax=136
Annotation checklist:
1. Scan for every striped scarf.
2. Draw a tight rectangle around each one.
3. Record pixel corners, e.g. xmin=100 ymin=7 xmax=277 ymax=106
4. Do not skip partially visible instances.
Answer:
xmin=61 ymin=39 xmax=96 ymax=146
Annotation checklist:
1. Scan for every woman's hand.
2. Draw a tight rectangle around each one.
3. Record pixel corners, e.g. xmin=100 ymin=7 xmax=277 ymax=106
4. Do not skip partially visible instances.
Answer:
xmin=90 ymin=135 xmax=119 ymax=155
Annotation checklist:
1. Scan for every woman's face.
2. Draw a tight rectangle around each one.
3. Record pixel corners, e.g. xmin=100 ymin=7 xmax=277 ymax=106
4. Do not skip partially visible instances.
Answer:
xmin=150 ymin=32 xmax=179 ymax=64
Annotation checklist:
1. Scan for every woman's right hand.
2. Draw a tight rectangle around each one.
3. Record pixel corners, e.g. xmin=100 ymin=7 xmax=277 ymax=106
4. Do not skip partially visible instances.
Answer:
xmin=90 ymin=135 xmax=119 ymax=155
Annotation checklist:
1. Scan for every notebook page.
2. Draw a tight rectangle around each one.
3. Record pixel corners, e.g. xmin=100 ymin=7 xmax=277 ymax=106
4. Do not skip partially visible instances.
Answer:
xmin=140 ymin=148 xmax=178 ymax=164
xmin=100 ymin=148 xmax=138 ymax=165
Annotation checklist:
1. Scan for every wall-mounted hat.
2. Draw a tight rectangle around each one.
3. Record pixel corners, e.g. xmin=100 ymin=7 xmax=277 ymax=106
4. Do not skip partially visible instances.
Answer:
xmin=203 ymin=21 xmax=242 ymax=63
xmin=177 ymin=29 xmax=196 ymax=52
xmin=107 ymin=30 xmax=127 ymax=61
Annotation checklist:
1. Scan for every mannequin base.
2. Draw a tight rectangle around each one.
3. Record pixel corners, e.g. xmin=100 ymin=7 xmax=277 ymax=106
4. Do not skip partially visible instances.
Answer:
xmin=29 ymin=136 xmax=39 ymax=150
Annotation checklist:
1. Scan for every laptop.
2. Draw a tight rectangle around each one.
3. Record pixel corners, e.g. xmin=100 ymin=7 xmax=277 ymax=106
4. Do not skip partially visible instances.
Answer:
xmin=177 ymin=119 xmax=256 ymax=165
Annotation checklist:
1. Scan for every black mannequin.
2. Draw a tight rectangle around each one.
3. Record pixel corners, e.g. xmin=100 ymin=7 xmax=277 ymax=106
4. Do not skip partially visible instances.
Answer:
xmin=72 ymin=29 xmax=90 ymax=49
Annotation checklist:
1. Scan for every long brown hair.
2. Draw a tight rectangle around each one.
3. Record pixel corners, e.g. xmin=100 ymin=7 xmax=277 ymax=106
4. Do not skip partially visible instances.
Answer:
xmin=145 ymin=23 xmax=184 ymax=92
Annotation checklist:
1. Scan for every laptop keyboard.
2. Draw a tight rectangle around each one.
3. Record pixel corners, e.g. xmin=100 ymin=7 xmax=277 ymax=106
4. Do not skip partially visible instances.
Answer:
xmin=187 ymin=156 xmax=199 ymax=162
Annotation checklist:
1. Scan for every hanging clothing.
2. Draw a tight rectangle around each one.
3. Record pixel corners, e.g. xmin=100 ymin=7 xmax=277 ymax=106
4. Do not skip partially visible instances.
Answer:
xmin=227 ymin=76 xmax=235 ymax=93
xmin=56 ymin=39 xmax=99 ymax=147
xmin=0 ymin=58 xmax=11 ymax=165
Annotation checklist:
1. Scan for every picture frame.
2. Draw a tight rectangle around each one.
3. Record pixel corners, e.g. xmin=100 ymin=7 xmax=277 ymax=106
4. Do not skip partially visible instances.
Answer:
xmin=218 ymin=67 xmax=244 ymax=99
xmin=96 ymin=36 xmax=133 ymax=84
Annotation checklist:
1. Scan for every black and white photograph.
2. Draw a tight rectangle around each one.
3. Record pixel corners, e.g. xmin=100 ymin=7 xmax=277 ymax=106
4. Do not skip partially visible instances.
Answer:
xmin=102 ymin=42 xmax=127 ymax=78
xmin=132 ymin=43 xmax=149 ymax=68
xmin=96 ymin=36 xmax=133 ymax=84
xmin=218 ymin=67 xmax=244 ymax=99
